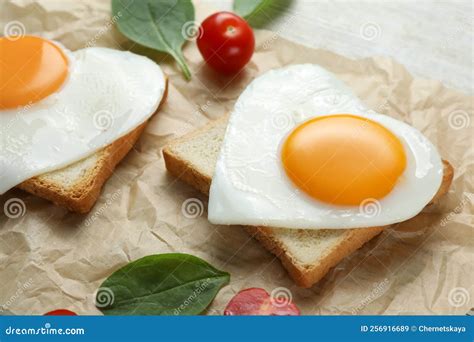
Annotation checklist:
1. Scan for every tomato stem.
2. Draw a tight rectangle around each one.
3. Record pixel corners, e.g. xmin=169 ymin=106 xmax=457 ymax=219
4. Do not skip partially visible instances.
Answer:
xmin=226 ymin=25 xmax=236 ymax=35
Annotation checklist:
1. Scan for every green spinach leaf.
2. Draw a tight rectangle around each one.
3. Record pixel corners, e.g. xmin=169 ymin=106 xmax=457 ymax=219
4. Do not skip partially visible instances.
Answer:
xmin=96 ymin=253 xmax=230 ymax=315
xmin=234 ymin=0 xmax=272 ymax=19
xmin=112 ymin=0 xmax=194 ymax=80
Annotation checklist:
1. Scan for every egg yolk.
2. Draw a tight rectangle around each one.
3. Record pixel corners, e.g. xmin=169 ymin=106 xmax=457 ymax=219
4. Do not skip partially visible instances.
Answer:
xmin=0 ymin=35 xmax=68 ymax=109
xmin=281 ymin=114 xmax=407 ymax=205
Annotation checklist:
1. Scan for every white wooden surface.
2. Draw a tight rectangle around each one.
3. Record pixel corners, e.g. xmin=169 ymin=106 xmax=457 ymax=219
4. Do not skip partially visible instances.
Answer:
xmin=205 ymin=0 xmax=473 ymax=94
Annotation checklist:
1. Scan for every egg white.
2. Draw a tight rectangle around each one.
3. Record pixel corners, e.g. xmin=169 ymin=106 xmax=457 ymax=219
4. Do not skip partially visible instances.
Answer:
xmin=0 ymin=46 xmax=166 ymax=194
xmin=208 ymin=64 xmax=443 ymax=229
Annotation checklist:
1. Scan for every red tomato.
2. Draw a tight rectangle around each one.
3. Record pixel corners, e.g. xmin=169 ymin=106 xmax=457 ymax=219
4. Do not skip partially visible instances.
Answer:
xmin=197 ymin=12 xmax=255 ymax=74
xmin=44 ymin=309 xmax=77 ymax=316
xmin=224 ymin=288 xmax=300 ymax=316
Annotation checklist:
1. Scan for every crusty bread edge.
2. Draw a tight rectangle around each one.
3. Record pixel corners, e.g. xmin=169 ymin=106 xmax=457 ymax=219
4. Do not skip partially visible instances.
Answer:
xmin=18 ymin=123 xmax=147 ymax=213
xmin=163 ymin=118 xmax=454 ymax=287
xmin=18 ymin=77 xmax=169 ymax=214
xmin=163 ymin=115 xmax=228 ymax=196
xmin=244 ymin=225 xmax=384 ymax=288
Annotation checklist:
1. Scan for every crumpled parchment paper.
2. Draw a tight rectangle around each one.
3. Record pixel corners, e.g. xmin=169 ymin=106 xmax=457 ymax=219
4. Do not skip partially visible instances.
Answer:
xmin=0 ymin=0 xmax=472 ymax=315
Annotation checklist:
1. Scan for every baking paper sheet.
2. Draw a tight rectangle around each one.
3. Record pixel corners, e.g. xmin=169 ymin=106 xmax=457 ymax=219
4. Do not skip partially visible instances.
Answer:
xmin=0 ymin=0 xmax=472 ymax=315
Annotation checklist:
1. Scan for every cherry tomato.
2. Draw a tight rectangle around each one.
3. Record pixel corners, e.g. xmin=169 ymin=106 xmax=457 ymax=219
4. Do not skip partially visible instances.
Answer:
xmin=197 ymin=12 xmax=255 ymax=74
xmin=44 ymin=309 xmax=77 ymax=316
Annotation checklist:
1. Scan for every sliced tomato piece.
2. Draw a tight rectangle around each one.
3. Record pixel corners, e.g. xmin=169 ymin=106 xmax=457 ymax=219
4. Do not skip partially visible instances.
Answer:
xmin=44 ymin=309 xmax=77 ymax=316
xmin=224 ymin=288 xmax=300 ymax=315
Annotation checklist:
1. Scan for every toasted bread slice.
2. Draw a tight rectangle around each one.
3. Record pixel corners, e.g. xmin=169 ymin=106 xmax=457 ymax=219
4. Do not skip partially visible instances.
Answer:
xmin=17 ymin=79 xmax=169 ymax=214
xmin=163 ymin=116 xmax=454 ymax=287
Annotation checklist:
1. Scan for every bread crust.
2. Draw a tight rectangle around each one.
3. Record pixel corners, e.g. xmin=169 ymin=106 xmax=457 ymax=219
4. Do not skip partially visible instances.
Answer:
xmin=17 ymin=77 xmax=169 ymax=214
xmin=247 ymin=158 xmax=454 ymax=287
xmin=163 ymin=116 xmax=228 ymax=196
xmin=163 ymin=118 xmax=454 ymax=287
xmin=243 ymin=226 xmax=383 ymax=287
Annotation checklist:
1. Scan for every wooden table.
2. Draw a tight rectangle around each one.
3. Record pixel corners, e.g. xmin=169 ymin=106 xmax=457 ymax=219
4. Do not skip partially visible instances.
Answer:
xmin=206 ymin=0 xmax=473 ymax=94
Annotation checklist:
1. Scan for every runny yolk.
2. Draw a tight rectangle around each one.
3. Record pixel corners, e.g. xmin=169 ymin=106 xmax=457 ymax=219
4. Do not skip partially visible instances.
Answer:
xmin=0 ymin=35 xmax=68 ymax=109
xmin=281 ymin=114 xmax=407 ymax=206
